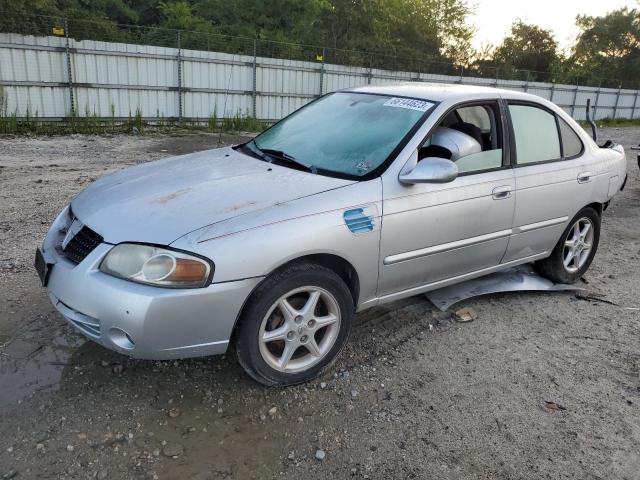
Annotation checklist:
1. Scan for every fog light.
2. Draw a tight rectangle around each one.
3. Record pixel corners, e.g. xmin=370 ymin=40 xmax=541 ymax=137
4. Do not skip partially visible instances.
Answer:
xmin=108 ymin=327 xmax=135 ymax=350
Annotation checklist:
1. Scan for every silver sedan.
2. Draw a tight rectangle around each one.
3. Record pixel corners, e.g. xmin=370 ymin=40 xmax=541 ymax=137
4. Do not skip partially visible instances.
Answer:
xmin=36 ymin=83 xmax=627 ymax=385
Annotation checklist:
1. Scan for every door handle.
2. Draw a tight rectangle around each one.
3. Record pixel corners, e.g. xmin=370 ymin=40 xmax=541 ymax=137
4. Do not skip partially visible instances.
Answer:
xmin=492 ymin=185 xmax=511 ymax=200
xmin=577 ymin=171 xmax=592 ymax=183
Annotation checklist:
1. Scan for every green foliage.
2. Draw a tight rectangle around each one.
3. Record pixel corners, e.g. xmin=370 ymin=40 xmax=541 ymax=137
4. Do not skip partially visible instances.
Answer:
xmin=566 ymin=8 xmax=640 ymax=88
xmin=0 ymin=93 xmax=265 ymax=135
xmin=579 ymin=117 xmax=640 ymax=128
xmin=469 ymin=21 xmax=559 ymax=81
xmin=0 ymin=1 xmax=638 ymax=90
xmin=472 ymin=9 xmax=640 ymax=87
xmin=493 ymin=21 xmax=558 ymax=81
xmin=0 ymin=0 xmax=473 ymax=67
xmin=207 ymin=106 xmax=217 ymax=131
xmin=134 ymin=108 xmax=143 ymax=131
xmin=0 ymin=86 xmax=8 ymax=117
xmin=0 ymin=86 xmax=18 ymax=134
xmin=219 ymin=111 xmax=264 ymax=132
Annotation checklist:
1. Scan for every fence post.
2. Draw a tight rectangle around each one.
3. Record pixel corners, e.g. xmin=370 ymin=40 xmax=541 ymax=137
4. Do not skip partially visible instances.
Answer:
xmin=177 ymin=31 xmax=182 ymax=123
xmin=524 ymin=70 xmax=529 ymax=92
xmin=318 ymin=47 xmax=325 ymax=97
xmin=549 ymin=83 xmax=555 ymax=103
xmin=632 ymin=91 xmax=639 ymax=120
xmin=593 ymin=85 xmax=601 ymax=121
xmin=612 ymin=88 xmax=621 ymax=119
xmin=252 ymin=39 xmax=257 ymax=118
xmin=367 ymin=54 xmax=373 ymax=85
xmin=571 ymin=81 xmax=579 ymax=117
xmin=63 ymin=18 xmax=75 ymax=117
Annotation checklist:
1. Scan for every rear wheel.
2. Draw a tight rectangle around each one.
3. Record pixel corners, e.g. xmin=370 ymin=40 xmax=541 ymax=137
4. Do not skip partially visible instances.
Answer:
xmin=234 ymin=263 xmax=353 ymax=386
xmin=536 ymin=207 xmax=600 ymax=283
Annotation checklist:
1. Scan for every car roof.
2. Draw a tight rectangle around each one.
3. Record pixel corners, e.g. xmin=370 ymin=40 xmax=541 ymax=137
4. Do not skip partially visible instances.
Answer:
xmin=344 ymin=82 xmax=542 ymax=103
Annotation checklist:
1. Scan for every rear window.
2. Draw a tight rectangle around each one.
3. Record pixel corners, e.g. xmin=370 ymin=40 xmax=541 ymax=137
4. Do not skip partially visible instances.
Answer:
xmin=559 ymin=118 xmax=584 ymax=158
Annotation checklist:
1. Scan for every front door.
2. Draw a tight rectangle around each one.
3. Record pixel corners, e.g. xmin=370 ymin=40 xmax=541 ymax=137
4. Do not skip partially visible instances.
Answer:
xmin=377 ymin=100 xmax=515 ymax=298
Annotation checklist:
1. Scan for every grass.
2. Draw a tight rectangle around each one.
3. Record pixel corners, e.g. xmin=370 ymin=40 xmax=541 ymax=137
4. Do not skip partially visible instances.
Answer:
xmin=220 ymin=111 xmax=266 ymax=132
xmin=579 ymin=117 xmax=640 ymax=128
xmin=0 ymin=112 xmax=267 ymax=136
xmin=0 ymin=96 xmax=267 ymax=136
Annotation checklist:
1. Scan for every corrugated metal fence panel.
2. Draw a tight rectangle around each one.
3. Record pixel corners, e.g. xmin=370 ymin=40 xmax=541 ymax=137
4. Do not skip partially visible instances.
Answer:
xmin=548 ymin=84 xmax=578 ymax=108
xmin=0 ymin=38 xmax=66 ymax=82
xmin=1 ymin=33 xmax=640 ymax=121
xmin=71 ymin=39 xmax=179 ymax=118
xmin=0 ymin=33 xmax=68 ymax=116
xmin=182 ymin=49 xmax=253 ymax=119
xmin=324 ymin=63 xmax=369 ymax=91
xmin=421 ymin=72 xmax=462 ymax=84
xmin=256 ymin=57 xmax=318 ymax=120
xmin=5 ymin=85 xmax=68 ymax=117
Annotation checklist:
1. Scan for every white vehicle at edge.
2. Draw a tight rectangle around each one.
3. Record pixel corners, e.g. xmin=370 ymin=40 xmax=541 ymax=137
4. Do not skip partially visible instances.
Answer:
xmin=36 ymin=83 xmax=627 ymax=386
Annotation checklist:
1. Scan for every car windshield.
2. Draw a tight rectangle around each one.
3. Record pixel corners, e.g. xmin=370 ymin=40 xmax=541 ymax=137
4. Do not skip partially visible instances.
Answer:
xmin=251 ymin=92 xmax=434 ymax=178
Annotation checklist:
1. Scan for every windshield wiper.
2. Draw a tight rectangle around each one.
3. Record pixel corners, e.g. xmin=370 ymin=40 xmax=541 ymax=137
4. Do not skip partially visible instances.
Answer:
xmin=260 ymin=147 xmax=317 ymax=174
xmin=243 ymin=141 xmax=317 ymax=174
xmin=241 ymin=140 xmax=271 ymax=162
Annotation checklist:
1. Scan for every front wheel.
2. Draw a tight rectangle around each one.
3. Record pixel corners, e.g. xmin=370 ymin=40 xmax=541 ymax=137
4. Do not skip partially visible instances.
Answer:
xmin=234 ymin=263 xmax=353 ymax=386
xmin=536 ymin=207 xmax=601 ymax=284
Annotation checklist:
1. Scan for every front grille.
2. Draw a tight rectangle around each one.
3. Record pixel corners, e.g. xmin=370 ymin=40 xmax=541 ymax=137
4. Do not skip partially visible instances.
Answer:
xmin=63 ymin=226 xmax=103 ymax=264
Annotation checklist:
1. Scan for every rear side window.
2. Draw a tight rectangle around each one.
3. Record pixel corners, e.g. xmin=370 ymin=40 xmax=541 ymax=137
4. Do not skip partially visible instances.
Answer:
xmin=509 ymin=104 xmax=560 ymax=164
xmin=559 ymin=118 xmax=583 ymax=158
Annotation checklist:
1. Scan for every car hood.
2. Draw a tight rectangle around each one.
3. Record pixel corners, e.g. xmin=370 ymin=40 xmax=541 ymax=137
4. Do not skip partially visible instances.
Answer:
xmin=71 ymin=146 xmax=354 ymax=245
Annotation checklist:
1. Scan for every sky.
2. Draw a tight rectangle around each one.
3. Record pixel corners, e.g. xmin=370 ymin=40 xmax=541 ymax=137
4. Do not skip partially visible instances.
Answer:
xmin=470 ymin=0 xmax=639 ymax=51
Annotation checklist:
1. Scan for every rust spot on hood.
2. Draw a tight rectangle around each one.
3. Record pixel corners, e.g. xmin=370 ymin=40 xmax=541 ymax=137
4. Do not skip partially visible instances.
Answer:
xmin=155 ymin=188 xmax=193 ymax=204
xmin=223 ymin=200 xmax=257 ymax=213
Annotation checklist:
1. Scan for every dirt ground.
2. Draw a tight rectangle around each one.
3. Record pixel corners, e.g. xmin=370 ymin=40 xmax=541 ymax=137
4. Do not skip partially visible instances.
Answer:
xmin=0 ymin=128 xmax=639 ymax=480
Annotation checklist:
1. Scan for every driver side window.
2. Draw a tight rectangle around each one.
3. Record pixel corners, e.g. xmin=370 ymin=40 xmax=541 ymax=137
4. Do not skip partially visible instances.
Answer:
xmin=419 ymin=102 xmax=504 ymax=174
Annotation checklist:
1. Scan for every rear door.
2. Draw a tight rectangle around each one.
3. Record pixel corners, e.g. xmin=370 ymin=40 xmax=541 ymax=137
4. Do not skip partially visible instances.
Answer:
xmin=502 ymin=101 xmax=593 ymax=263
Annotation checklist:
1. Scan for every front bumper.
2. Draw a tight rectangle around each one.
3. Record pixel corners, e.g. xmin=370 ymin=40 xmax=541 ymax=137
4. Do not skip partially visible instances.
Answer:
xmin=41 ymin=210 xmax=262 ymax=359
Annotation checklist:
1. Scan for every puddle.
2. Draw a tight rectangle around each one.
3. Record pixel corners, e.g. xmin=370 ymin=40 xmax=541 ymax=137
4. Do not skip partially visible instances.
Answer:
xmin=0 ymin=330 xmax=84 ymax=411
xmin=157 ymin=406 xmax=287 ymax=479
xmin=0 ymin=324 xmax=290 ymax=478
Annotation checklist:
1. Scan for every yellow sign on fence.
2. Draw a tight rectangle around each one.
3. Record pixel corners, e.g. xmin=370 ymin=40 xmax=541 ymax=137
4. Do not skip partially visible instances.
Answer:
xmin=315 ymin=54 xmax=324 ymax=62
xmin=52 ymin=26 xmax=65 ymax=36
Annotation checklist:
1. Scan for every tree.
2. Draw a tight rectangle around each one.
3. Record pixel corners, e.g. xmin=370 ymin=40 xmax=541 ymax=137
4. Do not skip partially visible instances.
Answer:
xmin=490 ymin=20 xmax=560 ymax=81
xmin=567 ymin=7 xmax=640 ymax=88
xmin=319 ymin=0 xmax=472 ymax=69
xmin=469 ymin=43 xmax=498 ymax=78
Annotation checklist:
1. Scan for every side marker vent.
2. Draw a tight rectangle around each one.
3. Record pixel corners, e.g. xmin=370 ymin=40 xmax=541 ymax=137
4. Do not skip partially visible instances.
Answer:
xmin=343 ymin=208 xmax=374 ymax=234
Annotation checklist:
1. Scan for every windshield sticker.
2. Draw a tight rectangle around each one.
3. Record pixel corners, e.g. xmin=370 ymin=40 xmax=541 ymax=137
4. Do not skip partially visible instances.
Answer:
xmin=383 ymin=97 xmax=434 ymax=112
xmin=356 ymin=161 xmax=373 ymax=172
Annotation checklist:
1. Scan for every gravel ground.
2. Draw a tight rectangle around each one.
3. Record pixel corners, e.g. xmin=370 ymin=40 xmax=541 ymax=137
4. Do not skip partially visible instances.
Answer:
xmin=0 ymin=128 xmax=639 ymax=480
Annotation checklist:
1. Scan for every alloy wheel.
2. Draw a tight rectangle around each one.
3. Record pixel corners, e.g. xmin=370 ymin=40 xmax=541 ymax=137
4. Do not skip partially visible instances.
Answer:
xmin=258 ymin=286 xmax=341 ymax=373
xmin=563 ymin=217 xmax=594 ymax=273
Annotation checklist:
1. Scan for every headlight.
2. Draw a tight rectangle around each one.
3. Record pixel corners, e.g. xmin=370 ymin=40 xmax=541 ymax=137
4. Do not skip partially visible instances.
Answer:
xmin=99 ymin=244 xmax=213 ymax=288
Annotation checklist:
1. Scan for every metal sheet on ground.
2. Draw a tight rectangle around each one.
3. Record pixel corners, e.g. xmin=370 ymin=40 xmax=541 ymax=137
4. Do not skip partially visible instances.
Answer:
xmin=425 ymin=263 xmax=585 ymax=311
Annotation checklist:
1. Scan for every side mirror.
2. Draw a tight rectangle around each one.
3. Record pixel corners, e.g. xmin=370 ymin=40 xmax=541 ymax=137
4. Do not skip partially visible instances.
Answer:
xmin=399 ymin=157 xmax=458 ymax=185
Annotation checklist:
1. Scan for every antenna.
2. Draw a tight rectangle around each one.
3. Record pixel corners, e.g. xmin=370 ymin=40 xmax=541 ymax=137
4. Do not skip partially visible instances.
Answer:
xmin=586 ymin=98 xmax=597 ymax=142
xmin=217 ymin=67 xmax=234 ymax=146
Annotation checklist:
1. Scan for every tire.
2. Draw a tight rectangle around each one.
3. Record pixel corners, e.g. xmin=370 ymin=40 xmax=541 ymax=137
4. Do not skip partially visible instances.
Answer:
xmin=234 ymin=263 xmax=354 ymax=386
xmin=536 ymin=207 xmax=601 ymax=284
